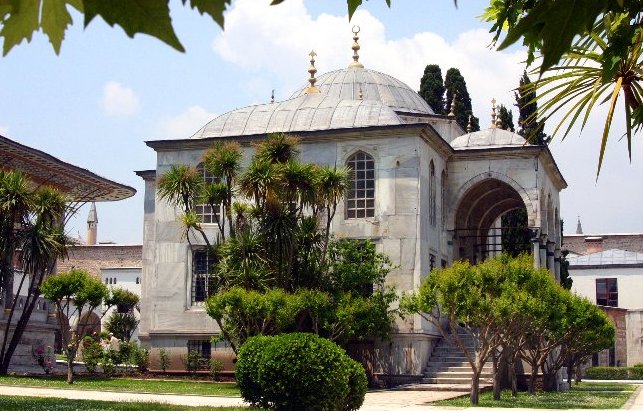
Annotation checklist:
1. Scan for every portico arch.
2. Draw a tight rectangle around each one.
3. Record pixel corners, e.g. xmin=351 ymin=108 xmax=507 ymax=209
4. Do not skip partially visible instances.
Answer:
xmin=451 ymin=174 xmax=536 ymax=263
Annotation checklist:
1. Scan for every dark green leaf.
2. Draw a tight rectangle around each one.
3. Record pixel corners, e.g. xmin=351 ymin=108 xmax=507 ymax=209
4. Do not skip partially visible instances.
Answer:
xmin=347 ymin=0 xmax=362 ymax=20
xmin=187 ymin=0 xmax=230 ymax=29
xmin=84 ymin=0 xmax=185 ymax=52
xmin=0 ymin=0 xmax=39 ymax=56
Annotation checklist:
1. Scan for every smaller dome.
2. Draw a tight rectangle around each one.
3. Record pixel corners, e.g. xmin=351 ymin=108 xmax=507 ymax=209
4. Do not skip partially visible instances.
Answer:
xmin=451 ymin=128 xmax=528 ymax=149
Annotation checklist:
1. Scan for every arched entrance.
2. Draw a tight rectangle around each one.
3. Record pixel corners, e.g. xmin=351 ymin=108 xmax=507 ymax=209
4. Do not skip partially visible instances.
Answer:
xmin=77 ymin=312 xmax=101 ymax=339
xmin=452 ymin=178 xmax=536 ymax=263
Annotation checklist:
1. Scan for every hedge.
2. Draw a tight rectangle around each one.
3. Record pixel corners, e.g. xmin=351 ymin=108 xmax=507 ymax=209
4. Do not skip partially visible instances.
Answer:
xmin=586 ymin=366 xmax=643 ymax=380
xmin=236 ymin=333 xmax=367 ymax=410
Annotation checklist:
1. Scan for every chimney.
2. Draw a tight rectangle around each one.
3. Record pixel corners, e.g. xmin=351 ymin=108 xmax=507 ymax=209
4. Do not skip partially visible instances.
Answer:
xmin=87 ymin=202 xmax=98 ymax=246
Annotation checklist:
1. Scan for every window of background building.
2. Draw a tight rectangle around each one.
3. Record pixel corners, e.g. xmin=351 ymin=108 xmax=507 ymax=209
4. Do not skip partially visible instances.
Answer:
xmin=429 ymin=161 xmax=436 ymax=227
xmin=195 ymin=163 xmax=221 ymax=224
xmin=596 ymin=278 xmax=618 ymax=307
xmin=192 ymin=249 xmax=217 ymax=305
xmin=346 ymin=151 xmax=375 ymax=219
xmin=187 ymin=339 xmax=211 ymax=365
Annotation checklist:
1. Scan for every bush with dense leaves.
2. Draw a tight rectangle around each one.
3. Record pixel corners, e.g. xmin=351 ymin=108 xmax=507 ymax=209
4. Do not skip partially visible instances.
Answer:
xmin=236 ymin=333 xmax=366 ymax=410
xmin=585 ymin=366 xmax=640 ymax=379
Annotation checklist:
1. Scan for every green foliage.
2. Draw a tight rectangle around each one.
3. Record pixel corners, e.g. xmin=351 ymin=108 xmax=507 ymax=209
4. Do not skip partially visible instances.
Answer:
xmin=235 ymin=333 xmax=366 ymax=411
xmin=586 ymin=367 xmax=632 ymax=380
xmin=104 ymin=311 xmax=139 ymax=342
xmin=81 ymin=336 xmax=102 ymax=374
xmin=514 ymin=72 xmax=548 ymax=145
xmin=158 ymin=347 xmax=170 ymax=372
xmin=444 ymin=68 xmax=479 ymax=131
xmin=182 ymin=349 xmax=206 ymax=374
xmin=485 ymin=1 xmax=643 ymax=175
xmin=209 ymin=358 xmax=224 ymax=380
xmin=105 ymin=288 xmax=140 ymax=312
xmin=500 ymin=208 xmax=531 ymax=257
xmin=419 ymin=64 xmax=446 ymax=114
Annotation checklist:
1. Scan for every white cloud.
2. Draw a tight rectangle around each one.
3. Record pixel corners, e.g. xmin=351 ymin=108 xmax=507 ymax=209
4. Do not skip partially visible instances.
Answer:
xmin=102 ymin=81 xmax=140 ymax=117
xmin=0 ymin=125 xmax=8 ymax=136
xmin=156 ymin=105 xmax=217 ymax=139
xmin=213 ymin=0 xmax=526 ymax=126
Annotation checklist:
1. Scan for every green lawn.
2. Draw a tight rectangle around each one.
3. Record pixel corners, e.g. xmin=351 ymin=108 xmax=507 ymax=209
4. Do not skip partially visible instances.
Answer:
xmin=0 ymin=375 xmax=240 ymax=397
xmin=0 ymin=396 xmax=259 ymax=410
xmin=436 ymin=382 xmax=637 ymax=409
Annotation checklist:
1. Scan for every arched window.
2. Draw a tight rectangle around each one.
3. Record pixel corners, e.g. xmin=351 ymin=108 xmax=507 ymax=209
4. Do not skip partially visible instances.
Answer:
xmin=346 ymin=151 xmax=375 ymax=219
xmin=195 ymin=163 xmax=220 ymax=224
xmin=441 ymin=170 xmax=447 ymax=229
xmin=429 ymin=161 xmax=436 ymax=227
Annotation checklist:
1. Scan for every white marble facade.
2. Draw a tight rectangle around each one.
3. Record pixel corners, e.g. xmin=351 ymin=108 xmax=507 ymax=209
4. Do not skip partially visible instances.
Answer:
xmin=137 ymin=57 xmax=566 ymax=379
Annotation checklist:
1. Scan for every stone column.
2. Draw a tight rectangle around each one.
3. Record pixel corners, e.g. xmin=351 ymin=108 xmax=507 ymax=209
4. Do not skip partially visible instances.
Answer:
xmin=539 ymin=235 xmax=547 ymax=271
xmin=547 ymin=241 xmax=555 ymax=277
xmin=554 ymin=247 xmax=562 ymax=283
xmin=531 ymin=237 xmax=541 ymax=269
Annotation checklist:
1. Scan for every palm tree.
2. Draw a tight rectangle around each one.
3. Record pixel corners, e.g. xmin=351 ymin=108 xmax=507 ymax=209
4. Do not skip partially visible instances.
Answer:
xmin=203 ymin=142 xmax=242 ymax=239
xmin=0 ymin=173 xmax=69 ymax=374
xmin=314 ymin=166 xmax=348 ymax=252
xmin=255 ymin=133 xmax=300 ymax=164
xmin=157 ymin=164 xmax=202 ymax=214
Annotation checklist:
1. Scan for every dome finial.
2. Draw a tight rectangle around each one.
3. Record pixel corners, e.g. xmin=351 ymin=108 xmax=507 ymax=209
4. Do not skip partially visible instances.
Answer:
xmin=448 ymin=91 xmax=457 ymax=117
xmin=490 ymin=98 xmax=497 ymax=129
xmin=304 ymin=50 xmax=320 ymax=94
xmin=271 ymin=89 xmax=275 ymax=104
xmin=467 ymin=114 xmax=473 ymax=133
xmin=348 ymin=26 xmax=364 ymax=69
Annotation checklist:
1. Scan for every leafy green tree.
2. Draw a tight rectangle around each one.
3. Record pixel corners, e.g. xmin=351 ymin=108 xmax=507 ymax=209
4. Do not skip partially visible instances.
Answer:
xmin=104 ymin=288 xmax=140 ymax=342
xmin=40 ymin=268 xmax=112 ymax=384
xmin=444 ymin=68 xmax=480 ymax=132
xmin=501 ymin=208 xmax=531 ymax=257
xmin=0 ymin=170 xmax=69 ymax=374
xmin=485 ymin=1 xmax=643 ymax=175
xmin=419 ymin=64 xmax=446 ymax=114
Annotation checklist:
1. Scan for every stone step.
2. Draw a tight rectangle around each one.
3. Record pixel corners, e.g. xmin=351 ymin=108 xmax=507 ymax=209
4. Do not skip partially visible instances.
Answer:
xmin=432 ymin=346 xmax=475 ymax=353
xmin=425 ymin=370 xmax=493 ymax=379
xmin=422 ymin=376 xmax=494 ymax=385
xmin=431 ymin=355 xmax=472 ymax=362
xmin=394 ymin=383 xmax=473 ymax=392
xmin=425 ymin=365 xmax=492 ymax=373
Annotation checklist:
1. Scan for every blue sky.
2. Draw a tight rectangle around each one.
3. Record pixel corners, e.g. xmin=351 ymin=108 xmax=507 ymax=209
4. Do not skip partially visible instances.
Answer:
xmin=1 ymin=0 xmax=640 ymax=244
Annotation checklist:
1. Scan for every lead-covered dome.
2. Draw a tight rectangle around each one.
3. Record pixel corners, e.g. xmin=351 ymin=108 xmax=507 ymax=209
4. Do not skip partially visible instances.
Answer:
xmin=451 ymin=127 xmax=528 ymax=149
xmin=289 ymin=68 xmax=434 ymax=115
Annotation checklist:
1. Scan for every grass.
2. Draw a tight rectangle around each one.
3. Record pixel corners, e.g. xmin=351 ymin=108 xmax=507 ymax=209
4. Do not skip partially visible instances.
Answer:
xmin=436 ymin=381 xmax=637 ymax=409
xmin=0 ymin=396 xmax=259 ymax=410
xmin=0 ymin=375 xmax=240 ymax=397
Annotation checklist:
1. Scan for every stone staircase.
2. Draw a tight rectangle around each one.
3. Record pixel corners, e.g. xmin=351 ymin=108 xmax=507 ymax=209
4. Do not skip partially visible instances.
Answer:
xmin=421 ymin=333 xmax=493 ymax=389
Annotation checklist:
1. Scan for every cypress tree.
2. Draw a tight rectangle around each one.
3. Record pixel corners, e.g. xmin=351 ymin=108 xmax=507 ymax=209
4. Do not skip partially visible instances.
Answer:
xmin=419 ymin=64 xmax=446 ymax=115
xmin=515 ymin=72 xmax=548 ymax=145
xmin=497 ymin=104 xmax=515 ymax=131
xmin=444 ymin=68 xmax=479 ymax=131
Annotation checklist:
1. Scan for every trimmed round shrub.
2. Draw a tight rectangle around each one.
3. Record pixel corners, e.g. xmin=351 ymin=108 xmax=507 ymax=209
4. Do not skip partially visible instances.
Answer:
xmin=235 ymin=333 xmax=367 ymax=411
xmin=344 ymin=357 xmax=368 ymax=411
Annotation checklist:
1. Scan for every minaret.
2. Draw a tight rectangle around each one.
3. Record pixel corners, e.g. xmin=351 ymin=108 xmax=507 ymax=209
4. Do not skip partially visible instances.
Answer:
xmin=87 ymin=202 xmax=98 ymax=245
xmin=575 ymin=216 xmax=583 ymax=235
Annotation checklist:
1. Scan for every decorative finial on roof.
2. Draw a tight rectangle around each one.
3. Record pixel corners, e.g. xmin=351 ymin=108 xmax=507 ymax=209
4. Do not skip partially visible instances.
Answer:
xmin=466 ymin=114 xmax=473 ymax=133
xmin=270 ymin=89 xmax=275 ymax=104
xmin=358 ymin=83 xmax=363 ymax=100
xmin=448 ymin=91 xmax=457 ymax=117
xmin=304 ymin=50 xmax=320 ymax=94
xmin=348 ymin=26 xmax=364 ymax=69
xmin=490 ymin=98 xmax=497 ymax=129
xmin=576 ymin=216 xmax=583 ymax=235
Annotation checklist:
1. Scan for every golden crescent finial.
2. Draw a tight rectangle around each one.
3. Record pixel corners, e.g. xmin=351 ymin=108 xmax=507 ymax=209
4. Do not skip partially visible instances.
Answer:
xmin=304 ymin=49 xmax=320 ymax=94
xmin=491 ymin=98 xmax=497 ymax=129
xmin=349 ymin=26 xmax=364 ymax=69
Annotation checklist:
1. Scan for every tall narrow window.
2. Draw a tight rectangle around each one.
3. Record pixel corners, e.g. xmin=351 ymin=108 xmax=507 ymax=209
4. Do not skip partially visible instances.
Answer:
xmin=346 ymin=151 xmax=375 ymax=219
xmin=192 ymin=249 xmax=216 ymax=305
xmin=596 ymin=278 xmax=618 ymax=307
xmin=441 ymin=170 xmax=447 ymax=229
xmin=429 ymin=161 xmax=436 ymax=227
xmin=195 ymin=163 xmax=220 ymax=224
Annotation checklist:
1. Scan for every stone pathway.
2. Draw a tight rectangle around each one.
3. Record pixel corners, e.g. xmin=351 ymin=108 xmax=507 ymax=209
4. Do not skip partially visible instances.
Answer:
xmin=0 ymin=382 xmax=641 ymax=410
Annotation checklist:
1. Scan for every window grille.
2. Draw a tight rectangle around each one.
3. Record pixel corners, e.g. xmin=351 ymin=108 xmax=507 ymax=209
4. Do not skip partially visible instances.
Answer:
xmin=346 ymin=152 xmax=375 ymax=219
xmin=596 ymin=278 xmax=618 ymax=307
xmin=195 ymin=163 xmax=221 ymax=224
xmin=192 ymin=249 xmax=216 ymax=305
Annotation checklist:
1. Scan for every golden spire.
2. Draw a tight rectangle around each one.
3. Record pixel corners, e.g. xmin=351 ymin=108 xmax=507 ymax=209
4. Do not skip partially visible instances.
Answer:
xmin=304 ymin=50 xmax=320 ymax=94
xmin=490 ymin=98 xmax=497 ymax=129
xmin=467 ymin=114 xmax=473 ymax=133
xmin=348 ymin=26 xmax=364 ymax=69
xmin=271 ymin=89 xmax=275 ymax=104
xmin=448 ymin=91 xmax=457 ymax=117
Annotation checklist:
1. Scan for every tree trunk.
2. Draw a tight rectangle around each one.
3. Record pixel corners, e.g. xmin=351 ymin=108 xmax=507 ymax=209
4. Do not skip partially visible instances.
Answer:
xmin=66 ymin=352 xmax=74 ymax=384
xmin=567 ymin=359 xmax=574 ymax=386
xmin=575 ymin=362 xmax=582 ymax=384
xmin=529 ymin=365 xmax=538 ymax=394
xmin=470 ymin=370 xmax=481 ymax=405
xmin=492 ymin=349 xmax=501 ymax=400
